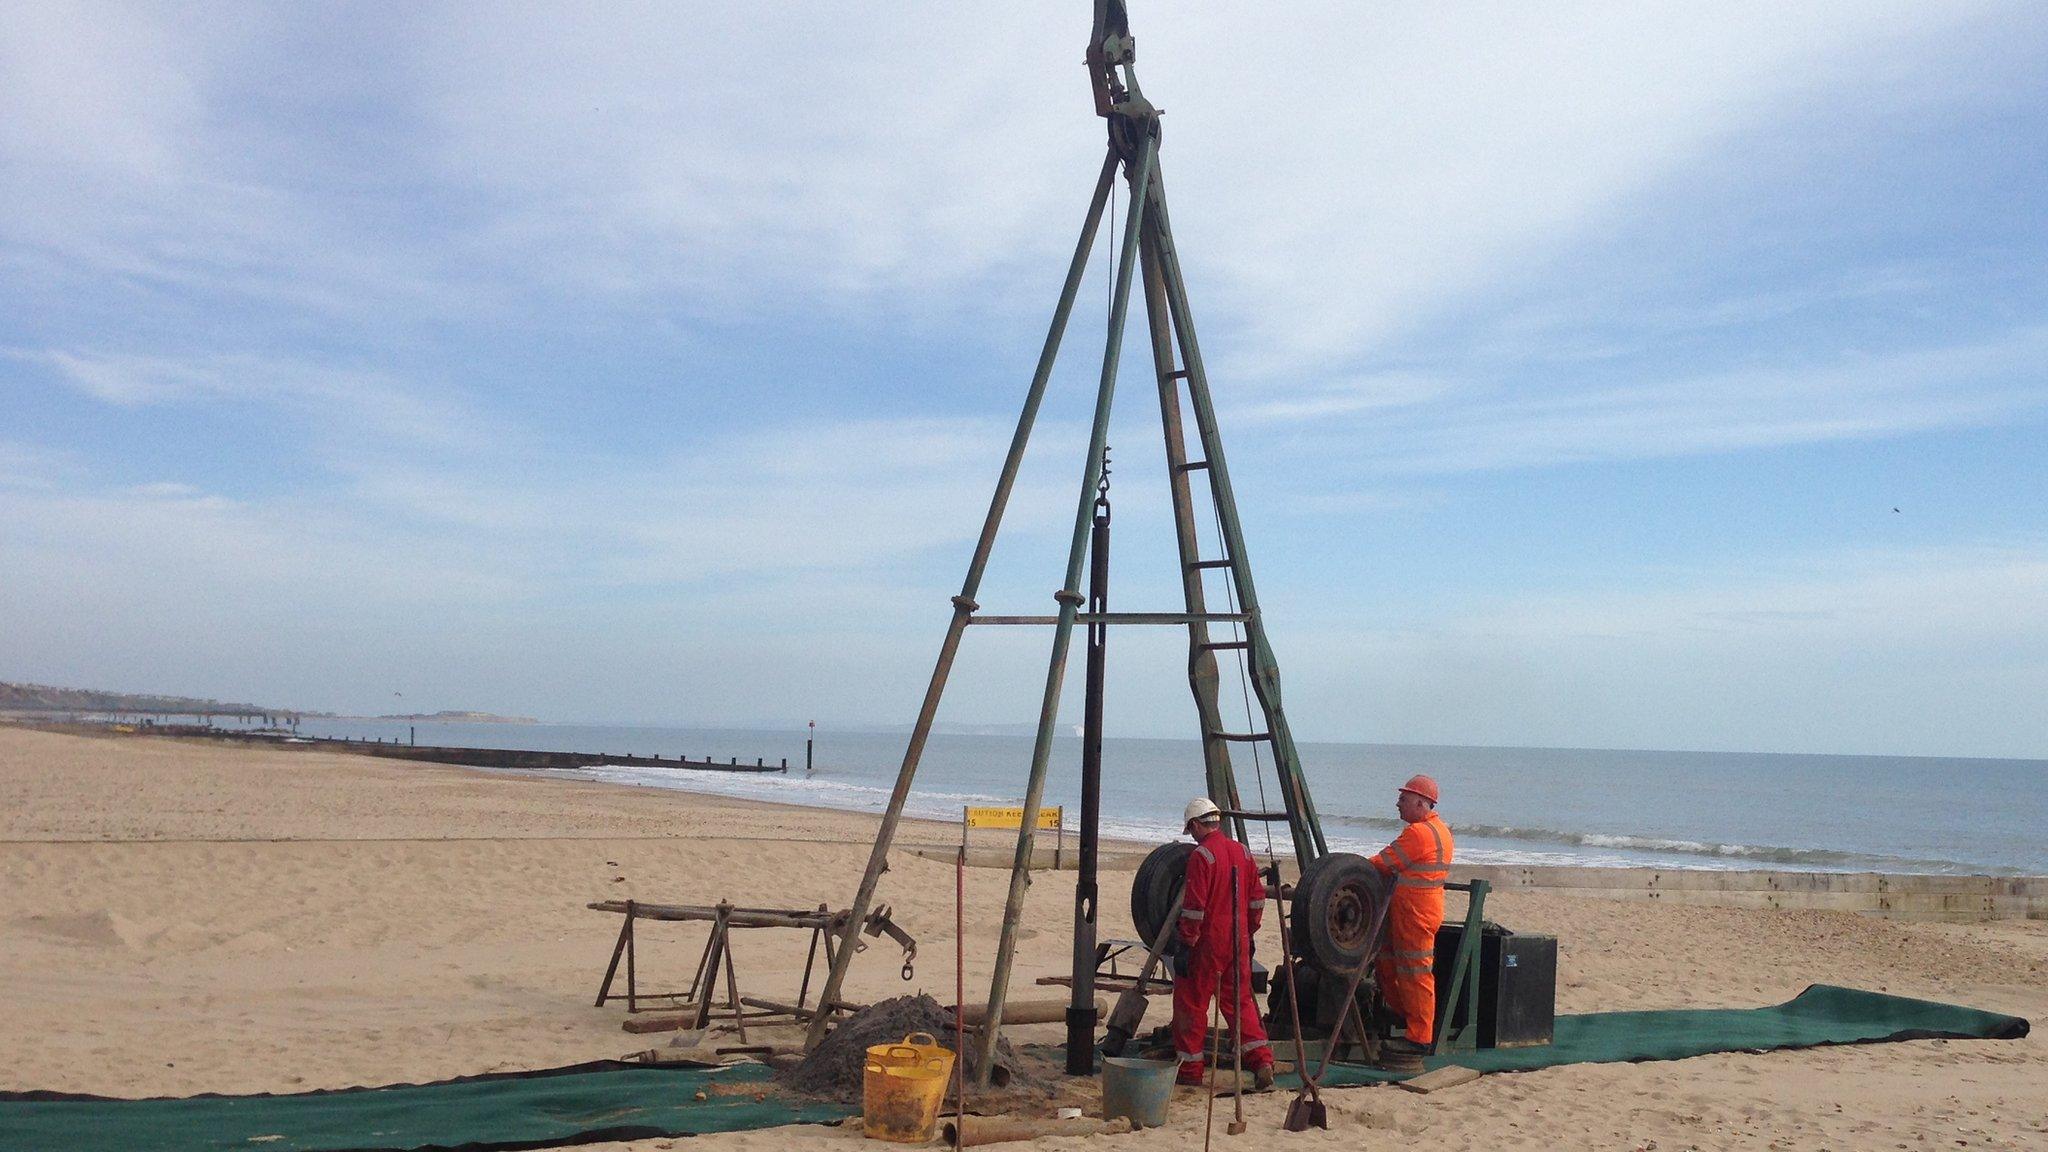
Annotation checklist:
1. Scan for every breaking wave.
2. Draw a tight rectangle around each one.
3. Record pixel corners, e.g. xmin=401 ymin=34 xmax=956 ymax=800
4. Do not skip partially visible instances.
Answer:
xmin=560 ymin=765 xmax=1017 ymax=827
xmin=544 ymin=765 xmax=2009 ymax=875
xmin=566 ymin=765 xmax=1201 ymax=847
xmin=1324 ymin=813 xmax=1986 ymax=872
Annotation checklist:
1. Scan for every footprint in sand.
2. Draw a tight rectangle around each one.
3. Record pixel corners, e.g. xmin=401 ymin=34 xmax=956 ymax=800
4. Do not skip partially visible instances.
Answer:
xmin=14 ymin=909 xmax=153 ymax=951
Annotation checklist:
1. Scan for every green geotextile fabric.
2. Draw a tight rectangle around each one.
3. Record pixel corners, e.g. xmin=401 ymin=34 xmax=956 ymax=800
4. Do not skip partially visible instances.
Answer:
xmin=1305 ymin=983 xmax=2029 ymax=1088
xmin=0 ymin=987 xmax=2024 ymax=1152
xmin=0 ymin=1061 xmax=853 ymax=1152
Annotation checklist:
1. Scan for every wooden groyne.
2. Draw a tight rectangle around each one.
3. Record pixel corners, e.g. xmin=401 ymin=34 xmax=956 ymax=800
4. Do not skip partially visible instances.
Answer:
xmin=330 ymin=740 xmax=788 ymax=774
xmin=116 ymin=727 xmax=791 ymax=774
xmin=1455 ymin=863 xmax=2048 ymax=923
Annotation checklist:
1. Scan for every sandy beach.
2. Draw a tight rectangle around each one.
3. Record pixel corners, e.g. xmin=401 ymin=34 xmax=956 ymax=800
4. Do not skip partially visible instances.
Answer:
xmin=1 ymin=724 xmax=2042 ymax=1150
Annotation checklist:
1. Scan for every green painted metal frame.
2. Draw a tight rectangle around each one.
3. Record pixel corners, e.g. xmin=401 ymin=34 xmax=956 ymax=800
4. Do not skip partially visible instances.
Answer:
xmin=809 ymin=2 xmax=1329 ymax=1082
xmin=1136 ymin=231 xmax=1245 ymax=841
xmin=1432 ymin=878 xmax=1491 ymax=1055
xmin=802 ymin=148 xmax=1124 ymax=1054
xmin=972 ymin=131 xmax=1159 ymax=1083
xmin=1139 ymin=172 xmax=1324 ymax=865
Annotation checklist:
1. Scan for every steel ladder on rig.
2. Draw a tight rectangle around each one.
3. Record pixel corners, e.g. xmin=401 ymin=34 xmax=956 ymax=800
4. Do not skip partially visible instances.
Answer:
xmin=1132 ymin=209 xmax=1327 ymax=866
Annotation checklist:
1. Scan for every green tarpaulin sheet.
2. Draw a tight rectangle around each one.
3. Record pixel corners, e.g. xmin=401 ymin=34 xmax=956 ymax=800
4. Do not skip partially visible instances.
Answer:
xmin=0 ymin=1061 xmax=852 ymax=1152
xmin=1308 ymin=983 xmax=2028 ymax=1087
xmin=0 ymin=986 xmax=2024 ymax=1152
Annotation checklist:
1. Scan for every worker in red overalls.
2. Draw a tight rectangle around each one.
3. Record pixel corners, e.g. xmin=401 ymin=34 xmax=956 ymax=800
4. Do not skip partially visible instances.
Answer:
xmin=1369 ymin=774 xmax=1455 ymax=1058
xmin=1170 ymin=797 xmax=1276 ymax=1089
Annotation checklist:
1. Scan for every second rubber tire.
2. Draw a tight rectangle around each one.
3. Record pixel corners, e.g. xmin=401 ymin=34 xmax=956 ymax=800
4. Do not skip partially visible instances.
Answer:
xmin=1130 ymin=841 xmax=1196 ymax=947
xmin=1288 ymin=851 xmax=1388 ymax=972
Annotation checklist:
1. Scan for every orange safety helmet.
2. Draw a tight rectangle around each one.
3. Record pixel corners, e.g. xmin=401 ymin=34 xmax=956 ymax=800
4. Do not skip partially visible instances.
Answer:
xmin=1398 ymin=774 xmax=1440 ymax=805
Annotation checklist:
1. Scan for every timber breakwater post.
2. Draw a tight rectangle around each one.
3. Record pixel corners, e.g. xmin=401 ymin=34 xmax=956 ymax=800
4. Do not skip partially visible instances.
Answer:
xmin=323 ymin=740 xmax=791 ymax=773
xmin=66 ymin=724 xmax=793 ymax=774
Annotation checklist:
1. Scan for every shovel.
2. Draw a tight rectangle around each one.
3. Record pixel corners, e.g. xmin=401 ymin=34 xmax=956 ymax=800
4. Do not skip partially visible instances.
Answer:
xmin=1100 ymin=892 xmax=1183 ymax=1057
xmin=1270 ymin=878 xmax=1327 ymax=1131
xmin=1284 ymin=1076 xmax=1329 ymax=1133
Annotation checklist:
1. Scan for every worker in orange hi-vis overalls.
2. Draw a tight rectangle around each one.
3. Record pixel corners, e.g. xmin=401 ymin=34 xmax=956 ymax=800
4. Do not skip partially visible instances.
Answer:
xmin=1368 ymin=775 xmax=1454 ymax=1054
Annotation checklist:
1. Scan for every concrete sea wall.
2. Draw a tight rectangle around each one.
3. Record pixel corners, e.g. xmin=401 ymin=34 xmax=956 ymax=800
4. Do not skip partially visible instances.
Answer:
xmin=912 ymin=846 xmax=2046 ymax=922
xmin=1455 ymin=864 xmax=2048 ymax=922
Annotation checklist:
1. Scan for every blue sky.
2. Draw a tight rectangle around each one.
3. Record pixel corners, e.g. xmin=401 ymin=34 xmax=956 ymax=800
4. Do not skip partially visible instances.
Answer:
xmin=2 ymin=3 xmax=2044 ymax=758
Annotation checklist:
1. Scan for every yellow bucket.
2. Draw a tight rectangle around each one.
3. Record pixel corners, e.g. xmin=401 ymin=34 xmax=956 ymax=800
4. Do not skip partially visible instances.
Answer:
xmin=862 ymin=1032 xmax=954 ymax=1143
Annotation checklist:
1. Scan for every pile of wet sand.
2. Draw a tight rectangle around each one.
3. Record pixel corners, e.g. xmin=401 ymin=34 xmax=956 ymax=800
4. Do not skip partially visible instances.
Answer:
xmin=783 ymin=994 xmax=1057 ymax=1106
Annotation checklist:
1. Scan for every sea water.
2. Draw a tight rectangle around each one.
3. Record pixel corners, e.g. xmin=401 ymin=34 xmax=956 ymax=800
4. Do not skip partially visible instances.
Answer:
xmin=289 ymin=718 xmax=2046 ymax=877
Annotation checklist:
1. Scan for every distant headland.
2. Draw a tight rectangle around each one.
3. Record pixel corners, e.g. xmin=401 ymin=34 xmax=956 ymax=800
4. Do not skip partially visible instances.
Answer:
xmin=0 ymin=682 xmax=538 ymax=726
xmin=0 ymin=681 xmax=286 ymax=717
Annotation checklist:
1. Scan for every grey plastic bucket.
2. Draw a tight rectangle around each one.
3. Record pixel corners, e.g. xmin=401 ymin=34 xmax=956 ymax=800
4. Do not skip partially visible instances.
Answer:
xmin=1101 ymin=1056 xmax=1177 ymax=1128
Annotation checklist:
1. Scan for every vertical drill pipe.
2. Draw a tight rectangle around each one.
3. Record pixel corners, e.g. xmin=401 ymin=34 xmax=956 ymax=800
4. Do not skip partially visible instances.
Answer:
xmin=805 ymin=148 xmax=1122 ymax=1051
xmin=1228 ymin=865 xmax=1245 ymax=1133
xmin=955 ymin=842 xmax=967 ymax=1148
xmin=1066 ymin=498 xmax=1110 ymax=1074
xmin=1140 ymin=173 xmax=1326 ymax=863
xmin=973 ymin=134 xmax=1156 ymax=1086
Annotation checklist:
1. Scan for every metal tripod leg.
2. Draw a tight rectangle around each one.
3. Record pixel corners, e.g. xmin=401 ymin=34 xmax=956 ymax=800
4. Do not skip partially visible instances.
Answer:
xmin=803 ymin=148 xmax=1123 ymax=1052
xmin=972 ymin=134 xmax=1157 ymax=1086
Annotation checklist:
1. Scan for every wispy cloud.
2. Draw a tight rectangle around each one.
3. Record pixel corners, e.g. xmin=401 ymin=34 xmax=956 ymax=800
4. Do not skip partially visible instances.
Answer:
xmin=1473 ymin=261 xmax=1970 ymax=368
xmin=0 ymin=4 xmax=208 ymax=183
xmin=0 ymin=409 xmax=1081 ymax=720
xmin=1458 ymin=542 xmax=2048 ymax=645
xmin=1155 ymin=3 xmax=2005 ymax=372
xmin=4 ymin=5 xmax=2015 ymax=363
xmin=1 ymin=4 xmax=2041 ymax=750
xmin=0 ymin=477 xmax=531 ymax=616
xmin=621 ymin=425 xmax=1038 ymax=581
xmin=16 ymin=347 xmax=492 ymax=448
xmin=328 ymin=414 xmax=1083 ymax=585
xmin=0 ymin=440 xmax=79 ymax=490
xmin=1229 ymin=372 xmax=1454 ymax=424
xmin=1282 ymin=540 xmax=2048 ymax=756
xmin=1263 ymin=323 xmax=2048 ymax=477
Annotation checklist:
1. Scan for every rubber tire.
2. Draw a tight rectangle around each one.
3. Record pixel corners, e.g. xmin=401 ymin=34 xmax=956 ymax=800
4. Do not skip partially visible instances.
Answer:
xmin=1286 ymin=854 xmax=1339 ymax=960
xmin=1130 ymin=841 xmax=1197 ymax=947
xmin=1289 ymin=852 xmax=1388 ymax=972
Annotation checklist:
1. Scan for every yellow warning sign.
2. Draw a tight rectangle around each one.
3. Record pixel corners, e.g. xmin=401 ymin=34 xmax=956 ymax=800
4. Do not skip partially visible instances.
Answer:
xmin=964 ymin=805 xmax=1064 ymax=830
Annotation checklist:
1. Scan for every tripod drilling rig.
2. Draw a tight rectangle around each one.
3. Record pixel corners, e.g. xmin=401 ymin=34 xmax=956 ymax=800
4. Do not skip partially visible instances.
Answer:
xmin=805 ymin=0 xmax=1396 ymax=1076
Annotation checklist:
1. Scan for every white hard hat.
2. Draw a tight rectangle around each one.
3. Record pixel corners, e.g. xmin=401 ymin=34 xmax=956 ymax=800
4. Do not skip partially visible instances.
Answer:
xmin=1183 ymin=797 xmax=1222 ymax=824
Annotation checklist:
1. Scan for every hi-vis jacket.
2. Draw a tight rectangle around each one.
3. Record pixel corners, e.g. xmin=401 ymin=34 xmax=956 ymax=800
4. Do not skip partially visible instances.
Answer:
xmin=1175 ymin=828 xmax=1265 ymax=953
xmin=1370 ymin=811 xmax=1454 ymax=900
xmin=1370 ymin=809 xmax=1456 ymax=1045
